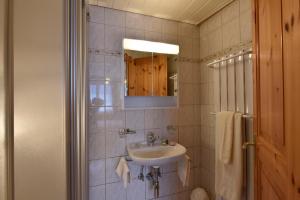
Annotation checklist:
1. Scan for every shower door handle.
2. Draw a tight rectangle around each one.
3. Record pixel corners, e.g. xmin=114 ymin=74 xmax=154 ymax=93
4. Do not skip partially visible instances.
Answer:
xmin=242 ymin=141 xmax=256 ymax=150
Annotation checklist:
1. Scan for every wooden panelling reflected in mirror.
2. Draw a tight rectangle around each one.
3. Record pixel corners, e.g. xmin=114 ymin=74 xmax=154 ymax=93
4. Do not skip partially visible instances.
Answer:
xmin=124 ymin=50 xmax=178 ymax=97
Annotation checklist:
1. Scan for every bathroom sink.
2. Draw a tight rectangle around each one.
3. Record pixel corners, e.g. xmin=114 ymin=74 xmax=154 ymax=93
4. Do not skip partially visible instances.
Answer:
xmin=127 ymin=142 xmax=186 ymax=166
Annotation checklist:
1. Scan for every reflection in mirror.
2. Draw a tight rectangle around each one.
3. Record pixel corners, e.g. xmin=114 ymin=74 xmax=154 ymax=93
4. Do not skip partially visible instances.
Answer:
xmin=124 ymin=50 xmax=178 ymax=97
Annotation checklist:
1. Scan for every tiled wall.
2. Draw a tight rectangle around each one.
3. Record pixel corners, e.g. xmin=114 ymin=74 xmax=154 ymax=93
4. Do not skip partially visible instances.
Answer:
xmin=87 ymin=6 xmax=202 ymax=200
xmin=198 ymin=0 xmax=252 ymax=199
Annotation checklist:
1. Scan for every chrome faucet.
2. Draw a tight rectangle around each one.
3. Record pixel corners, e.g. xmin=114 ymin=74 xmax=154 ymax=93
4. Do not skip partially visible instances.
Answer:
xmin=146 ymin=132 xmax=157 ymax=146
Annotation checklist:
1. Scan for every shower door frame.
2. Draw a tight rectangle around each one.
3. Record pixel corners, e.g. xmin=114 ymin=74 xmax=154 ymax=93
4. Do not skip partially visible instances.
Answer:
xmin=67 ymin=0 xmax=89 ymax=200
xmin=1 ymin=0 xmax=14 ymax=199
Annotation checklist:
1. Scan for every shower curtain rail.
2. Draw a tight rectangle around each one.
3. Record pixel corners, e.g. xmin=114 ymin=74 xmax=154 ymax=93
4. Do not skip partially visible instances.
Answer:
xmin=207 ymin=49 xmax=252 ymax=67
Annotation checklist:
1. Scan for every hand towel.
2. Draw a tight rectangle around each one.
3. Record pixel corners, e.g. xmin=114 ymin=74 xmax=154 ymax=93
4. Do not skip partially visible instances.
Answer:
xmin=177 ymin=155 xmax=191 ymax=187
xmin=216 ymin=111 xmax=235 ymax=164
xmin=190 ymin=188 xmax=209 ymax=200
xmin=115 ymin=157 xmax=130 ymax=188
xmin=215 ymin=113 xmax=243 ymax=200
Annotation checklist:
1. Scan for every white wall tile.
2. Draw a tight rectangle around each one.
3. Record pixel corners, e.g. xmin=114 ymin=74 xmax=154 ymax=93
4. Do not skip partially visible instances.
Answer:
xmin=106 ymin=131 xmax=126 ymax=158
xmin=206 ymin=12 xmax=222 ymax=33
xmin=105 ymin=82 xmax=123 ymax=107
xmin=145 ymin=109 xmax=163 ymax=129
xmin=208 ymin=28 xmax=222 ymax=55
xmin=145 ymin=31 xmax=162 ymax=42
xmin=104 ymin=25 xmax=125 ymax=52
xmin=192 ymin=63 xmax=201 ymax=83
xmin=89 ymin=107 xmax=106 ymax=134
xmin=192 ymin=38 xmax=200 ymax=59
xmin=178 ymin=23 xmax=195 ymax=37
xmin=89 ymin=23 xmax=105 ymax=50
xmin=89 ymin=55 xmax=105 ymax=80
xmin=222 ymin=19 xmax=240 ymax=50
xmin=221 ymin=0 xmax=239 ymax=24
xmin=178 ymin=106 xmax=194 ymax=126
xmin=179 ymin=62 xmax=194 ymax=83
xmin=89 ymin=80 xmax=106 ymax=106
xmin=125 ymin=110 xmax=145 ymax=130
xmin=89 ymin=133 xmax=106 ymax=160
xmin=144 ymin=16 xmax=163 ymax=32
xmin=89 ymin=5 xmax=105 ymax=24
xmin=162 ymin=20 xmax=178 ymax=35
xmin=200 ymin=35 xmax=209 ymax=59
xmin=179 ymin=126 xmax=195 ymax=147
xmin=105 ymin=108 xmax=125 ymax=131
xmin=161 ymin=108 xmax=178 ymax=127
xmin=179 ymin=83 xmax=194 ymax=105
xmin=194 ymin=105 xmax=201 ymax=125
xmin=106 ymin=157 xmax=121 ymax=183
xmin=127 ymin=179 xmax=146 ymax=200
xmin=240 ymin=10 xmax=252 ymax=43
xmin=178 ymin=37 xmax=193 ymax=58
xmin=198 ymin=167 xmax=211 ymax=191
xmin=126 ymin=12 xmax=145 ymax=29
xmin=125 ymin=28 xmax=145 ymax=40
xmin=105 ymin=55 xmax=122 ymax=81
xmin=89 ymin=185 xmax=105 ymax=200
xmin=200 ymin=21 xmax=209 ymax=36
xmin=105 ymin=8 xmax=125 ymax=27
xmin=162 ymin=33 xmax=178 ymax=44
xmin=106 ymin=182 xmax=126 ymax=200
xmin=89 ymin=159 xmax=106 ymax=186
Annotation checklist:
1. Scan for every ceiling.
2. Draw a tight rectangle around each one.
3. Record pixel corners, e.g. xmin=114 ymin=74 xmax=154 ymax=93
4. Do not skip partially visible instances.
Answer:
xmin=92 ymin=0 xmax=234 ymax=25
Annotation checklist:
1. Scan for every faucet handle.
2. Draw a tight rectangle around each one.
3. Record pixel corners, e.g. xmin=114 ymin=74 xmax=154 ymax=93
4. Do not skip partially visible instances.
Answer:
xmin=146 ymin=132 xmax=159 ymax=144
xmin=119 ymin=128 xmax=136 ymax=136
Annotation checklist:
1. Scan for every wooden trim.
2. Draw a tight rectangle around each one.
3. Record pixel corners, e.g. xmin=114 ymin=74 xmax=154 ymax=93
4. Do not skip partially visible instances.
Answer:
xmin=251 ymin=0 xmax=259 ymax=199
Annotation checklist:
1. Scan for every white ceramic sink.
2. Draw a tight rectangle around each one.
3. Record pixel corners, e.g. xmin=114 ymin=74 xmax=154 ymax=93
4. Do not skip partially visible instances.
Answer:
xmin=127 ymin=142 xmax=186 ymax=166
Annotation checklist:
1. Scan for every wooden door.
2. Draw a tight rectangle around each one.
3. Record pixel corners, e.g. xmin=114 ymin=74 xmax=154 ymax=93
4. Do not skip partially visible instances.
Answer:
xmin=282 ymin=0 xmax=300 ymax=199
xmin=127 ymin=56 xmax=153 ymax=96
xmin=253 ymin=0 xmax=289 ymax=199
xmin=126 ymin=55 xmax=168 ymax=96
xmin=153 ymin=55 xmax=167 ymax=96
xmin=254 ymin=0 xmax=300 ymax=198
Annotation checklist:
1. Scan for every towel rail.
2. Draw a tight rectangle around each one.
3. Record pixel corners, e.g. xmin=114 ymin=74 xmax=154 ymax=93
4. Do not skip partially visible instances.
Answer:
xmin=209 ymin=112 xmax=253 ymax=119
xmin=207 ymin=49 xmax=254 ymax=200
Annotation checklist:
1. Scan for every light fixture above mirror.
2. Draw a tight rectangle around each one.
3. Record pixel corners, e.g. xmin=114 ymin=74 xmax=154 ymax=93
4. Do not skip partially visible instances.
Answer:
xmin=123 ymin=39 xmax=180 ymax=55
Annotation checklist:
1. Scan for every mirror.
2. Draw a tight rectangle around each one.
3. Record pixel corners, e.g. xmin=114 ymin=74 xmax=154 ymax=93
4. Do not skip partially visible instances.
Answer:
xmin=123 ymin=40 xmax=179 ymax=97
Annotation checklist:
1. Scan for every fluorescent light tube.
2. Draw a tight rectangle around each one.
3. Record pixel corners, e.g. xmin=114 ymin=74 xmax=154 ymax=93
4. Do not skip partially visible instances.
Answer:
xmin=123 ymin=38 xmax=179 ymax=55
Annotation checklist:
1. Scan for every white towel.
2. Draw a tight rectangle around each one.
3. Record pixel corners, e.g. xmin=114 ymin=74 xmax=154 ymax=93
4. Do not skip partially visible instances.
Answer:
xmin=115 ymin=157 xmax=130 ymax=188
xmin=190 ymin=188 xmax=210 ymax=200
xmin=215 ymin=113 xmax=243 ymax=200
xmin=177 ymin=155 xmax=191 ymax=187
xmin=216 ymin=111 xmax=234 ymax=164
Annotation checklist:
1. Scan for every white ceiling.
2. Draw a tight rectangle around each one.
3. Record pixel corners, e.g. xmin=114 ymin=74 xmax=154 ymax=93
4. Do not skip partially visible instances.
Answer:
xmin=93 ymin=0 xmax=234 ymax=25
